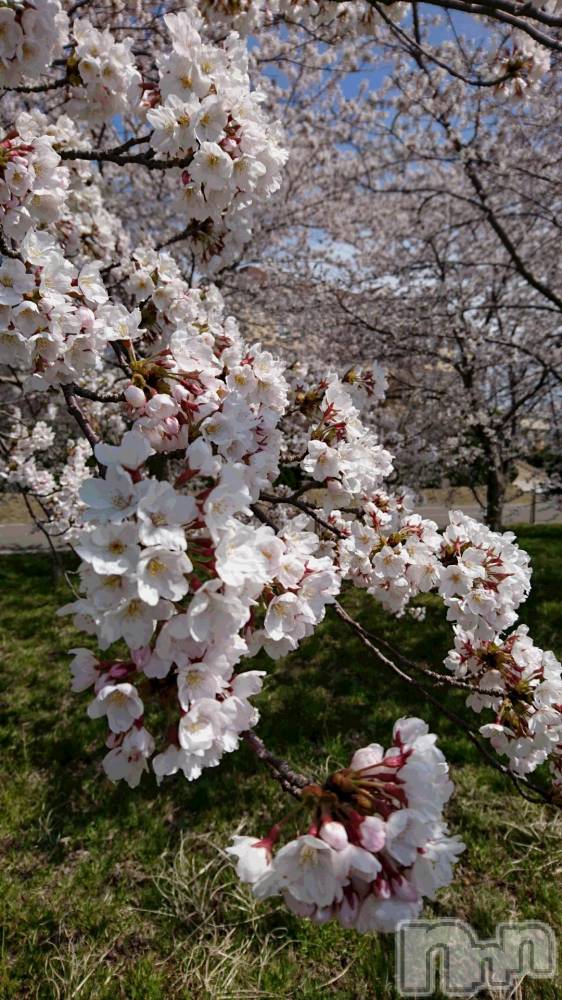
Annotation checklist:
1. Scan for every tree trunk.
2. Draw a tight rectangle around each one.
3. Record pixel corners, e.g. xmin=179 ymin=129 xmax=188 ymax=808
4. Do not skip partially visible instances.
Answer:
xmin=485 ymin=465 xmax=506 ymax=532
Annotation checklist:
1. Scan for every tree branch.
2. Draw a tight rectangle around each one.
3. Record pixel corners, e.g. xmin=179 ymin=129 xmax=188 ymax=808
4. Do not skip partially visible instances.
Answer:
xmin=70 ymin=384 xmax=124 ymax=405
xmin=462 ymin=157 xmax=562 ymax=312
xmin=241 ymin=730 xmax=311 ymax=798
xmin=260 ymin=491 xmax=345 ymax=538
xmin=59 ymin=144 xmax=194 ymax=172
xmin=332 ymin=600 xmax=559 ymax=809
xmin=61 ymin=385 xmax=103 ymax=472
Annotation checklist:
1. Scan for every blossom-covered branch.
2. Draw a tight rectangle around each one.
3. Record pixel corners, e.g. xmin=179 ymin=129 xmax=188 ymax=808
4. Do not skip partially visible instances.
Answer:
xmin=0 ymin=0 xmax=560 ymax=939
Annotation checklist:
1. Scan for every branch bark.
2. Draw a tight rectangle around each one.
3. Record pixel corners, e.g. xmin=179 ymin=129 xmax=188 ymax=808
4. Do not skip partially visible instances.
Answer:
xmin=242 ymin=730 xmax=311 ymax=798
xmin=61 ymin=385 xmax=103 ymax=472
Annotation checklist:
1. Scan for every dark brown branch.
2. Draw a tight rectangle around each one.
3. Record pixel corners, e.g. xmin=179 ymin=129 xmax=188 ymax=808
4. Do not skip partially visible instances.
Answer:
xmin=1 ymin=77 xmax=68 ymax=95
xmin=104 ymin=132 xmax=153 ymax=155
xmin=61 ymin=385 xmax=103 ymax=472
xmin=251 ymin=503 xmax=278 ymax=530
xmin=59 ymin=144 xmax=193 ymax=172
xmin=260 ymin=491 xmax=345 ymax=538
xmin=70 ymin=384 xmax=124 ymax=405
xmin=462 ymin=157 xmax=562 ymax=313
xmin=375 ymin=0 xmax=562 ymax=50
xmin=0 ymin=228 xmax=23 ymax=261
xmin=155 ymin=226 xmax=193 ymax=251
xmin=241 ymin=730 xmax=311 ymax=799
xmin=373 ymin=1 xmax=518 ymax=87
xmin=342 ymin=613 xmax=500 ymax=693
xmin=20 ymin=493 xmax=64 ymax=579
xmin=68 ymin=0 xmax=92 ymax=15
xmin=443 ymin=0 xmax=562 ymax=29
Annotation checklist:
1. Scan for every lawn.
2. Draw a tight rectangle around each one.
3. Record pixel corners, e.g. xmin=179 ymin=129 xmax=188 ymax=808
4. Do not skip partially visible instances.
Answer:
xmin=1 ymin=525 xmax=561 ymax=999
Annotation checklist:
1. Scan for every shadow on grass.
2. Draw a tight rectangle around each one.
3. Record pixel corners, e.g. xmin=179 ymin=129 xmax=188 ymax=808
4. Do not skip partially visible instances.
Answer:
xmin=3 ymin=526 xmax=560 ymax=853
xmin=1 ymin=528 xmax=561 ymax=998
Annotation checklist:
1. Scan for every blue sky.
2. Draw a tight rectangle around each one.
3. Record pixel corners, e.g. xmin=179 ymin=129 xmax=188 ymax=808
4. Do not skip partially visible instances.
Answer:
xmin=254 ymin=10 xmax=492 ymax=98
xmin=341 ymin=11 xmax=492 ymax=96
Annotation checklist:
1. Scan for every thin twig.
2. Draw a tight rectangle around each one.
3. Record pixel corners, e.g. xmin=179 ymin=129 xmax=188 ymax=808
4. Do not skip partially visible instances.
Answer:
xmin=61 ymin=385 xmax=103 ymax=472
xmin=0 ymin=228 xmax=23 ymax=260
xmin=260 ymin=491 xmax=345 ymax=538
xmin=333 ymin=601 xmax=558 ymax=809
xmin=241 ymin=731 xmax=311 ymax=799
xmin=1 ymin=77 xmax=67 ymax=95
xmin=21 ymin=491 xmax=65 ymax=579
xmin=70 ymin=384 xmax=124 ymax=405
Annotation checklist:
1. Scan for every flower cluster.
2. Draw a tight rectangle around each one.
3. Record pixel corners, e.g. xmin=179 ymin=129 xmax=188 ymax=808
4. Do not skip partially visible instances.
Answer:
xmin=228 ymin=717 xmax=464 ymax=932
xmin=446 ymin=625 xmax=562 ymax=775
xmin=496 ymin=33 xmax=552 ymax=97
xmin=300 ymin=371 xmax=393 ymax=509
xmin=432 ymin=513 xmax=562 ymax=779
xmin=1 ymin=410 xmax=56 ymax=497
xmin=123 ymin=251 xmax=289 ymax=460
xmin=58 ymin=175 xmax=131 ymax=266
xmin=66 ymin=19 xmax=142 ymax=123
xmin=59 ymin=443 xmax=338 ymax=785
xmin=124 ymin=245 xmax=236 ymax=367
xmin=0 ymin=0 xmax=68 ymax=87
xmin=437 ymin=511 xmax=531 ymax=641
xmin=288 ymin=370 xmax=442 ymax=615
xmin=190 ymin=0 xmax=407 ymax=36
xmin=192 ymin=0 xmax=550 ymax=94
xmin=245 ymin=513 xmax=340 ymax=660
xmin=0 ymin=0 xmax=559 ymax=946
xmin=0 ymin=232 xmax=113 ymax=386
xmin=13 ymin=108 xmax=131 ymax=264
xmin=0 ymin=403 xmax=91 ymax=534
xmin=58 ymin=281 xmax=348 ymax=785
xmin=59 ymin=286 xmax=558 ymax=793
xmin=337 ymin=502 xmax=441 ymax=615
xmin=147 ymin=12 xmax=287 ymax=270
xmin=0 ymin=123 xmax=69 ymax=242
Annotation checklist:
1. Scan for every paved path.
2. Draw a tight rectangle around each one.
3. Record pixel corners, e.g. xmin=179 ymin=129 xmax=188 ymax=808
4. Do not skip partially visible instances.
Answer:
xmin=1 ymin=497 xmax=560 ymax=555
xmin=0 ymin=522 xmax=70 ymax=555
xmin=416 ymin=499 xmax=561 ymax=528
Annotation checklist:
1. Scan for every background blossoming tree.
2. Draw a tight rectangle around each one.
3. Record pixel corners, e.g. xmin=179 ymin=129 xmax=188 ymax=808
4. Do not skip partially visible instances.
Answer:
xmin=1 ymin=0 xmax=561 ymax=935
xmin=218 ymin=47 xmax=562 ymax=530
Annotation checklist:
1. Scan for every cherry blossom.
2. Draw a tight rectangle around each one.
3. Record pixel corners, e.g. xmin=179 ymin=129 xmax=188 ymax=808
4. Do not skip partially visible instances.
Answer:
xmin=241 ymin=718 xmax=464 ymax=932
xmin=0 ymin=0 xmax=560 ymax=940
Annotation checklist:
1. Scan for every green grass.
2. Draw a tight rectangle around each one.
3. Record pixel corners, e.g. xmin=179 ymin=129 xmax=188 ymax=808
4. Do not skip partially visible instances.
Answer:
xmin=1 ymin=525 xmax=561 ymax=999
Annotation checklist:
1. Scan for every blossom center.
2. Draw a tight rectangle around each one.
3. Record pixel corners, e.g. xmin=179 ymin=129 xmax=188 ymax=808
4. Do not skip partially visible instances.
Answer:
xmin=299 ymin=845 xmax=320 ymax=868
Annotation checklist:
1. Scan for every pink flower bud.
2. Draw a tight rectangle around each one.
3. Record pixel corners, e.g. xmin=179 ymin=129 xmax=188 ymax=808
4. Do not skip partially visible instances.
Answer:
xmin=172 ymin=383 xmax=190 ymax=403
xmin=350 ymin=743 xmax=384 ymax=771
xmin=125 ymin=384 xmax=146 ymax=408
xmin=320 ymin=820 xmax=348 ymax=851
xmin=163 ymin=416 xmax=180 ymax=436
xmin=107 ymin=662 xmax=131 ymax=680
xmin=359 ymin=815 xmax=386 ymax=853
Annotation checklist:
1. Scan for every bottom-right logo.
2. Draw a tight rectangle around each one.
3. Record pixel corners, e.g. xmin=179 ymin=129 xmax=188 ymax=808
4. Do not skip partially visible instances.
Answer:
xmin=395 ymin=918 xmax=558 ymax=997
